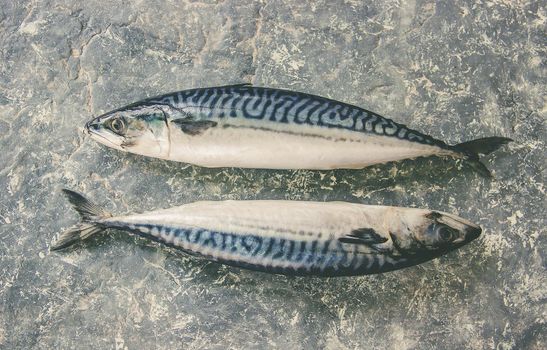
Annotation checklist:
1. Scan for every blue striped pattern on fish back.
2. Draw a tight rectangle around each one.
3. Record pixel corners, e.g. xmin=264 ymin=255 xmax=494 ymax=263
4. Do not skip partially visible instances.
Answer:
xmin=119 ymin=222 xmax=408 ymax=277
xmin=144 ymin=85 xmax=449 ymax=149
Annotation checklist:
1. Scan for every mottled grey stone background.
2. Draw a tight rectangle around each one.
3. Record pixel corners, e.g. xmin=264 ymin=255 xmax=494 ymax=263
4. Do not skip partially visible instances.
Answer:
xmin=0 ymin=0 xmax=545 ymax=349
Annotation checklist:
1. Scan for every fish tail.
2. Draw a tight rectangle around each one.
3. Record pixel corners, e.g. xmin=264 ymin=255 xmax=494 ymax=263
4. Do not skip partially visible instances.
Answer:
xmin=50 ymin=189 xmax=113 ymax=251
xmin=454 ymin=137 xmax=512 ymax=177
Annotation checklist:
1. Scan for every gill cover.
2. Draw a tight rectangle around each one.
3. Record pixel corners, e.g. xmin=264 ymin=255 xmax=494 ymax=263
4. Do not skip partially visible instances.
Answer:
xmin=386 ymin=209 xmax=481 ymax=257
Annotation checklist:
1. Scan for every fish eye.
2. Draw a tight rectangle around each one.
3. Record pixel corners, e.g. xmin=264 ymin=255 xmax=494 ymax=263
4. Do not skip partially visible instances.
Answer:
xmin=108 ymin=117 xmax=126 ymax=135
xmin=437 ymin=225 xmax=456 ymax=242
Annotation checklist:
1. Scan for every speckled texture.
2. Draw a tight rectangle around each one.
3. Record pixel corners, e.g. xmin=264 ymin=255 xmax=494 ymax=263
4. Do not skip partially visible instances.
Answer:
xmin=0 ymin=0 xmax=545 ymax=349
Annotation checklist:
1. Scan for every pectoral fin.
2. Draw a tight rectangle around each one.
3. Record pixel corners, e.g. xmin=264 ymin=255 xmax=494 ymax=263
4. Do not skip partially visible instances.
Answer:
xmin=338 ymin=228 xmax=388 ymax=246
xmin=172 ymin=119 xmax=218 ymax=135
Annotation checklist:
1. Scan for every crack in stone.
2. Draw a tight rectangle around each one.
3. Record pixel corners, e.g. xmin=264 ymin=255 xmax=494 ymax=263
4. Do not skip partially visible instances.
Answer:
xmin=116 ymin=14 xmax=139 ymax=28
xmin=66 ymin=132 xmax=87 ymax=162
xmin=192 ymin=15 xmax=233 ymax=67
xmin=79 ymin=24 xmax=112 ymax=58
xmin=17 ymin=1 xmax=37 ymax=32
xmin=192 ymin=27 xmax=210 ymax=66
xmin=67 ymin=16 xmax=140 ymax=111
xmin=248 ymin=2 xmax=265 ymax=84
xmin=83 ymin=71 xmax=94 ymax=113
xmin=76 ymin=25 xmax=112 ymax=112
xmin=0 ymin=149 xmax=23 ymax=177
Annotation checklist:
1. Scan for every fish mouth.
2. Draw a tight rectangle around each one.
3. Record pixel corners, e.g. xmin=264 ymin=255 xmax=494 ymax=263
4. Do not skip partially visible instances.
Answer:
xmin=84 ymin=121 xmax=124 ymax=150
xmin=465 ymin=226 xmax=482 ymax=242
xmin=85 ymin=118 xmax=102 ymax=133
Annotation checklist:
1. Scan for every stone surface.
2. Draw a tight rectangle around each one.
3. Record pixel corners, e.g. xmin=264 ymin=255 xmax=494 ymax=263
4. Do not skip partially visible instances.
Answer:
xmin=0 ymin=0 xmax=545 ymax=349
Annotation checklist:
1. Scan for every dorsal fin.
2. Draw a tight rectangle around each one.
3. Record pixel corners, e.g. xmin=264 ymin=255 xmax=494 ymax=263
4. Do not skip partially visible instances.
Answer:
xmin=212 ymin=83 xmax=253 ymax=89
xmin=338 ymin=228 xmax=387 ymax=246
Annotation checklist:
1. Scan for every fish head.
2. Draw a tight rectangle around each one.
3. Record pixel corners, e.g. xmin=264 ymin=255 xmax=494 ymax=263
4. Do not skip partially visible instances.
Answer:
xmin=390 ymin=209 xmax=481 ymax=259
xmin=85 ymin=104 xmax=170 ymax=158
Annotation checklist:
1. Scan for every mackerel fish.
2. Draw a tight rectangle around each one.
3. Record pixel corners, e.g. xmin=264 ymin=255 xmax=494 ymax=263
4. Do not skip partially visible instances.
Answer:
xmin=52 ymin=189 xmax=482 ymax=277
xmin=85 ymin=84 xmax=511 ymax=176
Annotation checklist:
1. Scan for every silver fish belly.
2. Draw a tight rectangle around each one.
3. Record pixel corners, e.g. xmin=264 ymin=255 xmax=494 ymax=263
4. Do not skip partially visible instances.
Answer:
xmin=85 ymin=85 xmax=511 ymax=176
xmin=52 ymin=190 xmax=482 ymax=277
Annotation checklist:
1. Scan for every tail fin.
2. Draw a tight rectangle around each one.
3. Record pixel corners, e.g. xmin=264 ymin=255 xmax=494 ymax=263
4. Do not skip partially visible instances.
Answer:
xmin=454 ymin=137 xmax=512 ymax=177
xmin=50 ymin=189 xmax=112 ymax=251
